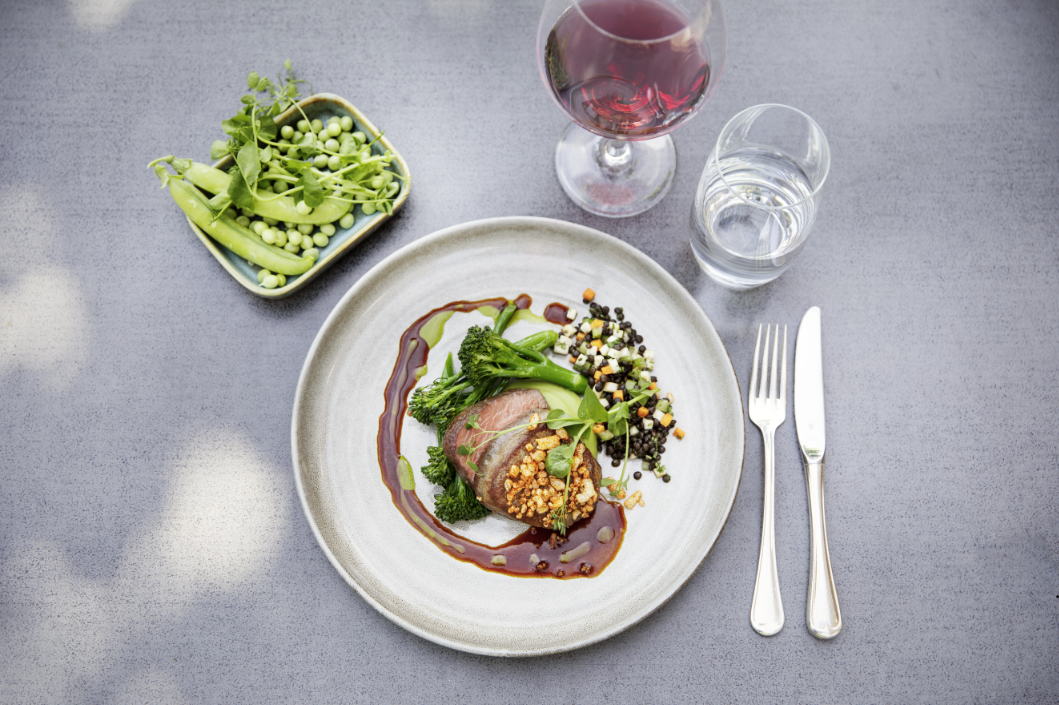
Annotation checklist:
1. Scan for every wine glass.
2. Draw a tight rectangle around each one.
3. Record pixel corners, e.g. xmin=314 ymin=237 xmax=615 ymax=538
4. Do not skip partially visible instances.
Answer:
xmin=537 ymin=0 xmax=726 ymax=218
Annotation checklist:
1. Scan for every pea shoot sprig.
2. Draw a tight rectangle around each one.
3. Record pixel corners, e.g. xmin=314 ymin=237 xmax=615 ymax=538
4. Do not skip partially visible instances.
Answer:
xmin=204 ymin=60 xmax=400 ymax=222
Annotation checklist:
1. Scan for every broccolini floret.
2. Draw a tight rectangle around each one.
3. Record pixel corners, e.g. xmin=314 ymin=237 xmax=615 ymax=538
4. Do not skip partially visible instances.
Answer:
xmin=457 ymin=326 xmax=587 ymax=394
xmin=433 ymin=475 xmax=491 ymax=524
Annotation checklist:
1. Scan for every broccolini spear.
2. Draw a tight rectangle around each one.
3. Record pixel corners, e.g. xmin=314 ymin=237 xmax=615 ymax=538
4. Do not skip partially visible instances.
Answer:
xmin=408 ymin=330 xmax=561 ymax=429
xmin=457 ymin=325 xmax=588 ymax=395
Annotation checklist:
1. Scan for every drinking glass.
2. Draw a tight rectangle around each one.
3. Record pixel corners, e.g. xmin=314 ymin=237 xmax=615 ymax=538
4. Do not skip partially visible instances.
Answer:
xmin=690 ymin=104 xmax=830 ymax=289
xmin=537 ymin=0 xmax=726 ymax=218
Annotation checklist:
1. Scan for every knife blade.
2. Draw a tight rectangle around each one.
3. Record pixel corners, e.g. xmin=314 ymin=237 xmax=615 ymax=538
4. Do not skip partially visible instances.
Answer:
xmin=794 ymin=306 xmax=842 ymax=639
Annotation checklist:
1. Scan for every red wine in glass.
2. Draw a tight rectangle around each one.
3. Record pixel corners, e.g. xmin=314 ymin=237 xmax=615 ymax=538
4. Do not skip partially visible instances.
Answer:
xmin=544 ymin=0 xmax=711 ymax=140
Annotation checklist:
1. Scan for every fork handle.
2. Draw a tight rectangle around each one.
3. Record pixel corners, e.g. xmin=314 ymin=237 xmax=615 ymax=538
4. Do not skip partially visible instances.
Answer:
xmin=804 ymin=461 xmax=842 ymax=639
xmin=750 ymin=430 xmax=784 ymax=636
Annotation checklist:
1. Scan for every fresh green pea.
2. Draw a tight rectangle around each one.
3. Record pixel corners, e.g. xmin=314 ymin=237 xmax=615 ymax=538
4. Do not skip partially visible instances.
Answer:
xmin=281 ymin=125 xmax=295 ymax=139
xmin=297 ymin=119 xmax=311 ymax=133
xmin=240 ymin=208 xmax=254 ymax=218
xmin=324 ymin=138 xmax=339 ymax=152
xmin=263 ymin=216 xmax=278 ymax=226
xmin=339 ymin=213 xmax=355 ymax=229
xmin=327 ymin=123 xmax=342 ymax=137
xmin=295 ymin=200 xmax=313 ymax=216
xmin=311 ymin=119 xmax=324 ymax=133
xmin=327 ymin=155 xmax=341 ymax=171
xmin=257 ymin=268 xmax=272 ymax=284
xmin=313 ymin=232 xmax=329 ymax=247
xmin=357 ymin=148 xmax=371 ymax=161
xmin=274 ymin=180 xmax=288 ymax=193
xmin=284 ymin=242 xmax=300 ymax=254
xmin=278 ymin=138 xmax=291 ymax=153
xmin=251 ymin=221 xmax=267 ymax=235
xmin=379 ymin=170 xmax=394 ymax=185
xmin=362 ymin=203 xmax=377 ymax=216
xmin=352 ymin=131 xmax=366 ymax=145
xmin=288 ymin=231 xmax=303 ymax=247
xmin=313 ymin=154 xmax=329 ymax=169
xmin=297 ymin=223 xmax=314 ymax=235
xmin=258 ymin=181 xmax=273 ymax=193
xmin=236 ymin=215 xmax=251 ymax=227
xmin=262 ymin=228 xmax=277 ymax=245
xmin=278 ymin=230 xmax=291 ymax=247
xmin=293 ymin=130 xmax=304 ymax=142
xmin=262 ymin=274 xmax=279 ymax=289
xmin=302 ymin=247 xmax=319 ymax=260
xmin=276 ymin=274 xmax=287 ymax=287
xmin=320 ymin=223 xmax=336 ymax=236
xmin=340 ymin=116 xmax=354 ymax=132
xmin=370 ymin=175 xmax=385 ymax=190
xmin=385 ymin=182 xmax=399 ymax=197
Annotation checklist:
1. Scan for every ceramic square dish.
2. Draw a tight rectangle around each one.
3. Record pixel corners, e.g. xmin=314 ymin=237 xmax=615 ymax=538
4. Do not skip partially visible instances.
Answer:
xmin=186 ymin=93 xmax=410 ymax=299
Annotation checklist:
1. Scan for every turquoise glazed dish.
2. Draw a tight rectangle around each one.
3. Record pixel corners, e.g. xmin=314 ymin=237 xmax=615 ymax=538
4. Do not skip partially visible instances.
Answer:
xmin=186 ymin=93 xmax=410 ymax=299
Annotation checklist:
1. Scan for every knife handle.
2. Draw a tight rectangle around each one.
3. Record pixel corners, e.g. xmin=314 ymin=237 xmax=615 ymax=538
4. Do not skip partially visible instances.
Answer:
xmin=804 ymin=461 xmax=842 ymax=639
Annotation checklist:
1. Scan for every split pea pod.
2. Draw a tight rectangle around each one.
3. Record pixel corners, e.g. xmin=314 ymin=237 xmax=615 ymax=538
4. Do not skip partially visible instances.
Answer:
xmin=184 ymin=162 xmax=352 ymax=225
xmin=160 ymin=173 xmax=314 ymax=276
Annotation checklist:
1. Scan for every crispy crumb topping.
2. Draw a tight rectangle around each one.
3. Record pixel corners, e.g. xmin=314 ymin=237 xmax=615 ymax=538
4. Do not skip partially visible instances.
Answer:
xmin=503 ymin=433 xmax=597 ymax=525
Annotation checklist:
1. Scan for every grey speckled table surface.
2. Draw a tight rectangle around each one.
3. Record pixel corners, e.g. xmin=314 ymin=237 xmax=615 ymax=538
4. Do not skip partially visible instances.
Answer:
xmin=1 ymin=0 xmax=1057 ymax=703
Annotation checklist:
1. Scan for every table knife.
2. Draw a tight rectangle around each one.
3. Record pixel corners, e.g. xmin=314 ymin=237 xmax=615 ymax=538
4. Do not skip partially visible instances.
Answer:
xmin=794 ymin=306 xmax=842 ymax=639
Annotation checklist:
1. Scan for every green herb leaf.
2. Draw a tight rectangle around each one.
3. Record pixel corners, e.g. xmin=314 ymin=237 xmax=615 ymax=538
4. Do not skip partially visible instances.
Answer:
xmin=259 ymin=145 xmax=272 ymax=163
xmin=297 ymin=169 xmax=325 ymax=207
xmin=457 ymin=445 xmax=472 ymax=456
xmin=210 ymin=140 xmax=231 ymax=160
xmin=468 ymin=461 xmax=480 ymax=475
xmin=247 ymin=71 xmax=260 ymax=90
xmin=236 ymin=142 xmax=260 ymax=189
xmin=577 ymin=390 xmax=609 ymax=424
xmin=226 ymin=167 xmax=255 ymax=210
xmin=545 ymin=444 xmax=573 ymax=478
xmin=599 ymin=478 xmax=616 ymax=487
xmin=221 ymin=114 xmax=251 ymax=135
xmin=256 ymin=114 xmax=277 ymax=142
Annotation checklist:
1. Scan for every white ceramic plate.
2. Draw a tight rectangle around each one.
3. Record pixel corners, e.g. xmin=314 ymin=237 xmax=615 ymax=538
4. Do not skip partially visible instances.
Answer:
xmin=291 ymin=216 xmax=744 ymax=656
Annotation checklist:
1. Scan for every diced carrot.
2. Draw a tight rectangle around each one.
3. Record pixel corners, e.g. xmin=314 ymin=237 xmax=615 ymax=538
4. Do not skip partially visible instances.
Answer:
xmin=583 ymin=288 xmax=595 ymax=301
xmin=660 ymin=413 xmax=673 ymax=427
xmin=674 ymin=427 xmax=685 ymax=439
xmin=648 ymin=382 xmax=658 ymax=390
xmin=613 ymin=389 xmax=624 ymax=401
xmin=593 ymin=370 xmax=601 ymax=381
xmin=637 ymin=406 xmax=649 ymax=418
xmin=575 ymin=332 xmax=585 ymax=341
xmin=568 ymin=355 xmax=577 ymax=364
xmin=590 ymin=338 xmax=603 ymax=349
xmin=601 ymin=365 xmax=614 ymax=375
xmin=591 ymin=318 xmax=604 ymax=328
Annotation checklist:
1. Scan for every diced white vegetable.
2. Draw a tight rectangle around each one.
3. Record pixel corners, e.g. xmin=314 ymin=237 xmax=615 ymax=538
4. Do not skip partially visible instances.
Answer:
xmin=580 ymin=321 xmax=592 ymax=334
xmin=562 ymin=324 xmax=576 ymax=337
xmin=666 ymin=392 xmax=675 ymax=403
xmin=599 ymin=344 xmax=610 ymax=357
xmin=553 ymin=342 xmax=570 ymax=355
xmin=575 ymin=353 xmax=588 ymax=367
xmin=593 ymin=354 xmax=604 ymax=366
xmin=602 ymin=382 xmax=618 ymax=393
xmin=653 ymin=466 xmax=665 ymax=478
xmin=598 ymin=396 xmax=610 ymax=408
xmin=642 ymin=419 xmax=654 ymax=430
xmin=566 ymin=307 xmax=577 ymax=321
xmin=653 ymin=409 xmax=666 ymax=421
xmin=640 ymin=371 xmax=652 ymax=382
xmin=643 ymin=350 xmax=655 ymax=360
xmin=630 ymin=426 xmax=640 ymax=437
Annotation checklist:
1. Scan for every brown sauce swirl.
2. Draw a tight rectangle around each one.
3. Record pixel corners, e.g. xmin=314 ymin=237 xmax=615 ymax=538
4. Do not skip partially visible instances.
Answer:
xmin=377 ymin=295 xmax=626 ymax=578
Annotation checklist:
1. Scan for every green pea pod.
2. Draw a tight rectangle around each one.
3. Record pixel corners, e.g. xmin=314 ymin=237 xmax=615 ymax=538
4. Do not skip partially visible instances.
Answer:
xmin=184 ymin=162 xmax=352 ymax=225
xmin=163 ymin=174 xmax=314 ymax=276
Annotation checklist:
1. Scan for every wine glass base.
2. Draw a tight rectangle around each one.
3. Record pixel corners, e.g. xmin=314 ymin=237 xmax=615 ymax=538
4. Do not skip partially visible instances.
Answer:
xmin=554 ymin=123 xmax=676 ymax=218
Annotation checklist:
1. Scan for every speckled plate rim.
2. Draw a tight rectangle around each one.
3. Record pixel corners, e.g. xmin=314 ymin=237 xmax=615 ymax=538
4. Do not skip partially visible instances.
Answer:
xmin=188 ymin=93 xmax=410 ymax=299
xmin=291 ymin=216 xmax=744 ymax=656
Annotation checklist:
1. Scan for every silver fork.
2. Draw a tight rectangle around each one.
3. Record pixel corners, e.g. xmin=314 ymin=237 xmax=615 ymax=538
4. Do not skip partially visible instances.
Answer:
xmin=749 ymin=323 xmax=787 ymax=636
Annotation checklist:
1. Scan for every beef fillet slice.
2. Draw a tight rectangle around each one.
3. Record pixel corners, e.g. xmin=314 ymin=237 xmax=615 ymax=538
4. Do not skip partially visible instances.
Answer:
xmin=443 ymin=389 xmax=602 ymax=529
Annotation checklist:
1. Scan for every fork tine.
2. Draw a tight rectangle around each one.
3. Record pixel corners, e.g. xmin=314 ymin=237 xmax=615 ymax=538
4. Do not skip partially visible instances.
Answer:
xmin=760 ymin=324 xmax=771 ymax=399
xmin=780 ymin=325 xmax=788 ymax=402
xmin=751 ymin=324 xmax=762 ymax=399
xmin=769 ymin=324 xmax=780 ymax=400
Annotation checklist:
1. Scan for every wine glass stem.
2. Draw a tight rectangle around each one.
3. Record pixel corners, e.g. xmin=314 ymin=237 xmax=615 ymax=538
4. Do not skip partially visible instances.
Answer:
xmin=598 ymin=138 xmax=633 ymax=179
